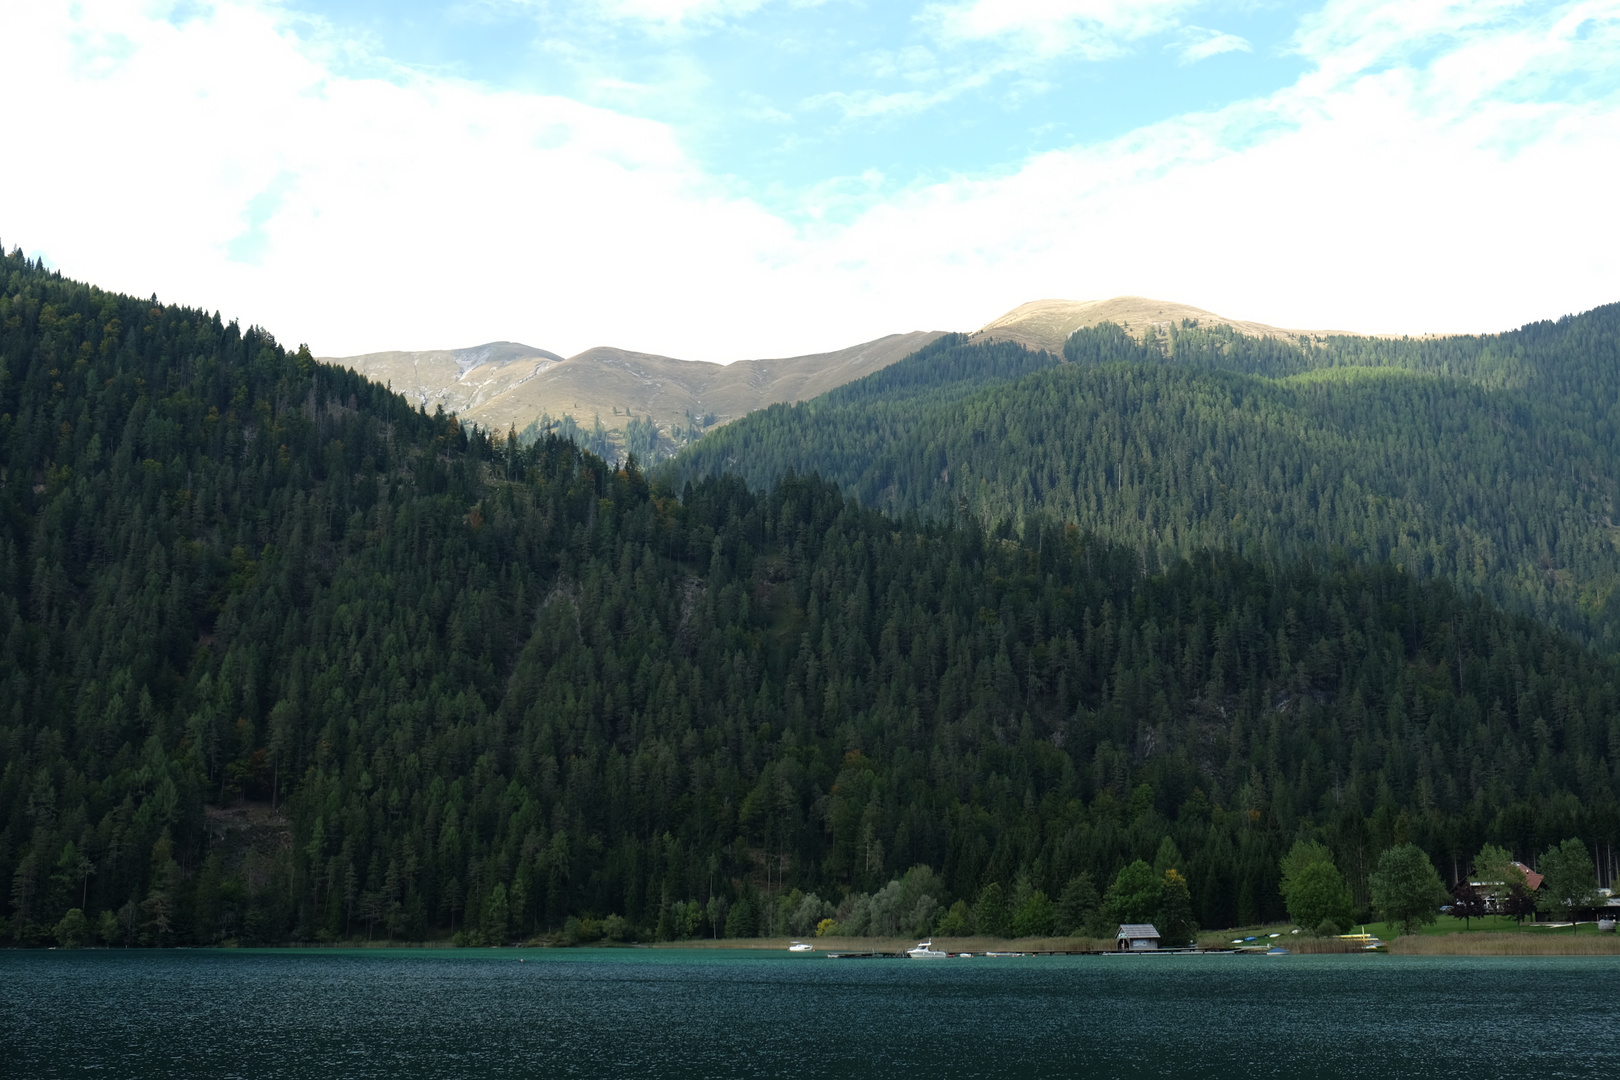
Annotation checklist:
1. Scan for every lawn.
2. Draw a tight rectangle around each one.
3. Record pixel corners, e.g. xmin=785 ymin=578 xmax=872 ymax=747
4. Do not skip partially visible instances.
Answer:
xmin=1386 ymin=914 xmax=1613 ymax=937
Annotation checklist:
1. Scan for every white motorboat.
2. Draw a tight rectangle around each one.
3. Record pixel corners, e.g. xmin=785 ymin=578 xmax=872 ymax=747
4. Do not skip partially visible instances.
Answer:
xmin=788 ymin=941 xmax=814 ymax=952
xmin=907 ymin=939 xmax=948 ymax=959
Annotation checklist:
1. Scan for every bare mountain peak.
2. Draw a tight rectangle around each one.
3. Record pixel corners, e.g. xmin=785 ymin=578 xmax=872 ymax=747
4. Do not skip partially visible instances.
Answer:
xmin=566 ymin=345 xmax=711 ymax=369
xmin=450 ymin=341 xmax=565 ymax=374
xmin=974 ymin=297 xmax=1346 ymax=354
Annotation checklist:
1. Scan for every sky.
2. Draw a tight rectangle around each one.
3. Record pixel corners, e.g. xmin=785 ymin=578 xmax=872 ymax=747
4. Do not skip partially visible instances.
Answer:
xmin=3 ymin=0 xmax=1619 ymax=361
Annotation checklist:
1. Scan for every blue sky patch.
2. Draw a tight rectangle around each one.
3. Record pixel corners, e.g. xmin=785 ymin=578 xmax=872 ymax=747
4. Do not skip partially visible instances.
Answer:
xmin=282 ymin=0 xmax=1312 ymax=219
xmin=226 ymin=172 xmax=297 ymax=266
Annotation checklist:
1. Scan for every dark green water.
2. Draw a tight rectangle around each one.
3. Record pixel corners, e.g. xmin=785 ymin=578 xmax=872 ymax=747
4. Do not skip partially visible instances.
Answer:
xmin=3 ymin=949 xmax=1617 ymax=1078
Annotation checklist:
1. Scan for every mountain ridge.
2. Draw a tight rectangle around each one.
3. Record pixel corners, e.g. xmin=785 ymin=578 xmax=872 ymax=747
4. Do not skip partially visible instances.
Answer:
xmin=322 ymin=295 xmax=1434 ymax=456
xmin=972 ymin=296 xmax=1350 ymax=353
xmin=323 ymin=330 xmax=944 ymax=452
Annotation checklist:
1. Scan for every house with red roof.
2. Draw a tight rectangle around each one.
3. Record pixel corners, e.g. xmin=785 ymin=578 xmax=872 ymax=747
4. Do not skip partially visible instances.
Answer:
xmin=1467 ymin=861 xmax=1542 ymax=915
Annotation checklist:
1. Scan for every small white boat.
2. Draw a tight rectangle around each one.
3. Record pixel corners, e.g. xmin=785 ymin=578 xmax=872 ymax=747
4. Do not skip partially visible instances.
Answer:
xmin=788 ymin=941 xmax=814 ymax=952
xmin=907 ymin=939 xmax=948 ymax=959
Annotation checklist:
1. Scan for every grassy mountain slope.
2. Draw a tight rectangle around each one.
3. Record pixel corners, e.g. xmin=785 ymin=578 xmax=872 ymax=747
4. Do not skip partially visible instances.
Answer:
xmin=670 ymin=310 xmax=1620 ymax=648
xmin=972 ymin=296 xmax=1349 ymax=354
xmin=315 ymin=340 xmax=566 ymax=418
xmin=325 ymin=331 xmax=945 ymax=460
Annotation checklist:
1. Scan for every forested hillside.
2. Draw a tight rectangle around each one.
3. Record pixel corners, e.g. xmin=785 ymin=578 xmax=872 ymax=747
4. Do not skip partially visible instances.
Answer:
xmin=671 ymin=314 xmax=1620 ymax=650
xmin=3 ymin=251 xmax=1618 ymax=949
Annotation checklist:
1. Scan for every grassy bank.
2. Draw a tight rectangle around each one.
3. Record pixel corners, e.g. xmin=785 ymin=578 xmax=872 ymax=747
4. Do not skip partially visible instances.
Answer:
xmin=1197 ymin=924 xmax=1296 ymax=948
xmin=1393 ymin=914 xmax=1616 ymax=936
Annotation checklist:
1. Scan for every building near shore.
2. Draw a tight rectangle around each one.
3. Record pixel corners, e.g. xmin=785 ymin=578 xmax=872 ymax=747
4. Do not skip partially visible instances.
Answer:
xmin=1117 ymin=924 xmax=1160 ymax=951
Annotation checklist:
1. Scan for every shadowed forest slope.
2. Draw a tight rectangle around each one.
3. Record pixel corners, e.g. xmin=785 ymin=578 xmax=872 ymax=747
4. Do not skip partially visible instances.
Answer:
xmin=670 ymin=313 xmax=1620 ymax=650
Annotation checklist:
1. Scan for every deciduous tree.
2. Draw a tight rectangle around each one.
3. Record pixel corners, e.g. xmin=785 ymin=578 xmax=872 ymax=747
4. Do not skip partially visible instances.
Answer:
xmin=1283 ymin=859 xmax=1355 ymax=935
xmin=1536 ymin=839 xmax=1598 ymax=928
xmin=1369 ymin=844 xmax=1448 ymax=936
xmin=1104 ymin=861 xmax=1162 ymax=926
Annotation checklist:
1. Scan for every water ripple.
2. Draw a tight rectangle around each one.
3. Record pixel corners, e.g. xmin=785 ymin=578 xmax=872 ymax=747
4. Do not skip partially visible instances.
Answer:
xmin=3 ymin=950 xmax=1617 ymax=1079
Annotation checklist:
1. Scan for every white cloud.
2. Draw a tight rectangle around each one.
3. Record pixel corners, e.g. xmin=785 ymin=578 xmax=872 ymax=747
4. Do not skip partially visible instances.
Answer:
xmin=488 ymin=0 xmax=775 ymax=30
xmin=804 ymin=82 xmax=975 ymax=121
xmin=3 ymin=0 xmax=1619 ymax=364
xmin=922 ymin=0 xmax=1196 ymax=59
xmin=819 ymin=0 xmax=1620 ymax=337
xmin=602 ymin=0 xmax=766 ymax=19
xmin=1174 ymin=26 xmax=1251 ymax=64
xmin=1 ymin=0 xmax=798 ymax=358
xmin=1292 ymin=0 xmax=1527 ymax=80
xmin=801 ymin=43 xmax=1005 ymax=123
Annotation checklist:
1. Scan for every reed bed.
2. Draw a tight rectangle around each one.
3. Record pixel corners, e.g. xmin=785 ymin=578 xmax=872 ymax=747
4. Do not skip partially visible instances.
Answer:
xmin=1280 ymin=937 xmax=1368 ymax=954
xmin=1389 ymin=933 xmax=1620 ymax=955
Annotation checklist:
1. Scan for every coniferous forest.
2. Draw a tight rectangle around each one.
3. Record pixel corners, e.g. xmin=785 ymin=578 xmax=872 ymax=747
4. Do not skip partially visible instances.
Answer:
xmin=3 ymin=248 xmax=1620 ymax=948
xmin=673 ymin=316 xmax=1620 ymax=651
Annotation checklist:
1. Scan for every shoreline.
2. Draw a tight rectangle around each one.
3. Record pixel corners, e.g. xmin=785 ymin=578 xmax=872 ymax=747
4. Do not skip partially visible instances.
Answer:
xmin=13 ymin=931 xmax=1619 ymax=956
xmin=648 ymin=935 xmax=1115 ymax=953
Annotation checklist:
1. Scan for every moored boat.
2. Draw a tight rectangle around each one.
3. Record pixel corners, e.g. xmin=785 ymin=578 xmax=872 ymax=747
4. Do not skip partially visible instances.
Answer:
xmin=907 ymin=939 xmax=947 ymax=959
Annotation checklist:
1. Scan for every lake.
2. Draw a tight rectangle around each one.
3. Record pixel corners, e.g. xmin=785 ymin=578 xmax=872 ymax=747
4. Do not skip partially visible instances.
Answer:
xmin=3 ymin=948 xmax=1617 ymax=1078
